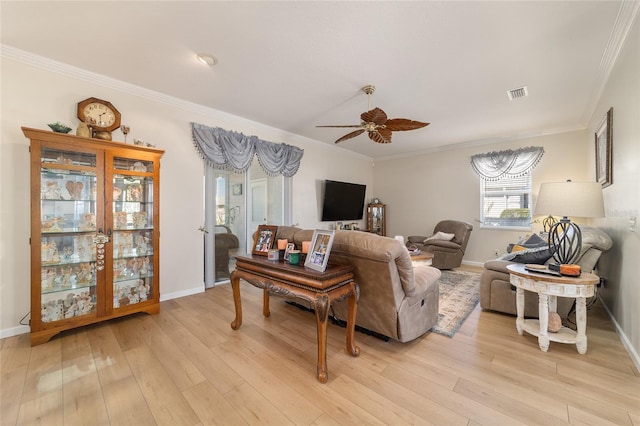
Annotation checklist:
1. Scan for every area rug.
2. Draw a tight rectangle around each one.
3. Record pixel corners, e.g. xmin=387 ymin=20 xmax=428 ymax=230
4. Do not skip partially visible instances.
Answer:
xmin=432 ymin=269 xmax=481 ymax=337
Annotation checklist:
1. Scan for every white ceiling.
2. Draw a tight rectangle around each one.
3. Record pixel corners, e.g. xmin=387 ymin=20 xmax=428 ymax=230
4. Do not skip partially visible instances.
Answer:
xmin=2 ymin=1 xmax=637 ymax=159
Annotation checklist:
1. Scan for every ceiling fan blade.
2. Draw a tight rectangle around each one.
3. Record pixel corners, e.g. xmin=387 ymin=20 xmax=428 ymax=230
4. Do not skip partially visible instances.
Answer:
xmin=316 ymin=124 xmax=363 ymax=128
xmin=335 ymin=129 xmax=365 ymax=144
xmin=361 ymin=107 xmax=388 ymax=125
xmin=385 ymin=118 xmax=429 ymax=131
xmin=368 ymin=128 xmax=392 ymax=144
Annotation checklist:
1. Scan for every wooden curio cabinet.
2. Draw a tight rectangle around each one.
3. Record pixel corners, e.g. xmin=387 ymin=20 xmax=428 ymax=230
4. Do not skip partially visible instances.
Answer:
xmin=367 ymin=203 xmax=386 ymax=236
xmin=24 ymin=127 xmax=164 ymax=345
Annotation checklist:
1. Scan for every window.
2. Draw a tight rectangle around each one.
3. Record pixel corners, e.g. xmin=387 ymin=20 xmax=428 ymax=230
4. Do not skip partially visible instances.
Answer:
xmin=480 ymin=172 xmax=532 ymax=229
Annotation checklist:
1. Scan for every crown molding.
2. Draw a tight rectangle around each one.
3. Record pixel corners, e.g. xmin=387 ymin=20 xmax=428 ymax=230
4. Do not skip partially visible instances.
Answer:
xmin=581 ymin=0 xmax=640 ymax=126
xmin=1 ymin=44 xmax=373 ymax=161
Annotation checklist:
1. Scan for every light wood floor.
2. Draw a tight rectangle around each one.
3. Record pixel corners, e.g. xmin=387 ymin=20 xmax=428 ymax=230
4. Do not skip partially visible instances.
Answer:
xmin=2 ymin=268 xmax=639 ymax=425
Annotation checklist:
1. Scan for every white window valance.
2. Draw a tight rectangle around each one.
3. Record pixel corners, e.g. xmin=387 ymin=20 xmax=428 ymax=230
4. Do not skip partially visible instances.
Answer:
xmin=191 ymin=123 xmax=304 ymax=176
xmin=470 ymin=146 xmax=544 ymax=181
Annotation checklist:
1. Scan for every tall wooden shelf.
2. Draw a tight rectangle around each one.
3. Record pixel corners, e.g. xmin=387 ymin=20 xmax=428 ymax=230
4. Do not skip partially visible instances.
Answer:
xmin=24 ymin=127 xmax=164 ymax=345
xmin=367 ymin=203 xmax=386 ymax=236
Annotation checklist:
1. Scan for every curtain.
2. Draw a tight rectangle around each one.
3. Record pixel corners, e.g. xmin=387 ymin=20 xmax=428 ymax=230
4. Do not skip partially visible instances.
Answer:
xmin=470 ymin=146 xmax=544 ymax=181
xmin=191 ymin=122 xmax=304 ymax=176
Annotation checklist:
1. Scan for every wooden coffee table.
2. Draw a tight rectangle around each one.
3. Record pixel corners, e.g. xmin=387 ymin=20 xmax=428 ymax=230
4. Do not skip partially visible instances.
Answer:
xmin=230 ymin=254 xmax=360 ymax=383
xmin=411 ymin=252 xmax=434 ymax=266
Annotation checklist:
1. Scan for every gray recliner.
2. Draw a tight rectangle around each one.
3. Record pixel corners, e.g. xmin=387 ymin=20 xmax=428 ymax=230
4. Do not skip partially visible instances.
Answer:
xmin=215 ymin=225 xmax=239 ymax=279
xmin=407 ymin=220 xmax=474 ymax=269
xmin=480 ymin=226 xmax=612 ymax=318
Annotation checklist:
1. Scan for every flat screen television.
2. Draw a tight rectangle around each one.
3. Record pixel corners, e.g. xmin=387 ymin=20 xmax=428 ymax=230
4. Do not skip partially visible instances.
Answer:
xmin=321 ymin=180 xmax=366 ymax=222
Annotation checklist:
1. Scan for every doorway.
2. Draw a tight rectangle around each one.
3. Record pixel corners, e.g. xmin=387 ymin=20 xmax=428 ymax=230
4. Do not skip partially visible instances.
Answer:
xmin=204 ymin=161 xmax=291 ymax=288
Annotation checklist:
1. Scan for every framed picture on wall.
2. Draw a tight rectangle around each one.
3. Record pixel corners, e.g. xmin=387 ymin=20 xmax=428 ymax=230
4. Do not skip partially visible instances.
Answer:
xmin=304 ymin=229 xmax=335 ymax=272
xmin=232 ymin=183 xmax=243 ymax=196
xmin=595 ymin=107 xmax=613 ymax=188
xmin=252 ymin=225 xmax=277 ymax=256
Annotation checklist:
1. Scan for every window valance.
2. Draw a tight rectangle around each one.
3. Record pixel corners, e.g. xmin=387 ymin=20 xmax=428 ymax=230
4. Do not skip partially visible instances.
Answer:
xmin=470 ymin=146 xmax=544 ymax=181
xmin=191 ymin=123 xmax=304 ymax=177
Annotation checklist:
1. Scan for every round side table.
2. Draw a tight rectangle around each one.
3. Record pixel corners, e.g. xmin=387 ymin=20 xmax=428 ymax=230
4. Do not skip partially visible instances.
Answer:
xmin=507 ymin=263 xmax=599 ymax=354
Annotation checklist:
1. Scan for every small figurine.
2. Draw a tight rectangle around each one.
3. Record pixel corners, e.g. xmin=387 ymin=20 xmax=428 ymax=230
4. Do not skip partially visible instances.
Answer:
xmin=130 ymin=161 xmax=147 ymax=172
xmin=42 ymin=216 xmax=63 ymax=232
xmin=127 ymin=183 xmax=143 ymax=201
xmin=135 ymin=234 xmax=148 ymax=255
xmin=113 ymin=186 xmax=123 ymax=200
xmin=76 ymin=122 xmax=91 ymax=138
xmin=114 ymin=211 xmax=128 ymax=229
xmin=75 ymin=263 xmax=93 ymax=284
xmin=132 ymin=212 xmax=147 ymax=229
xmin=79 ymin=213 xmax=96 ymax=231
xmin=60 ymin=266 xmax=73 ymax=288
xmin=113 ymin=259 xmax=128 ymax=279
xmin=41 ymin=268 xmax=56 ymax=290
xmin=44 ymin=181 xmax=63 ymax=200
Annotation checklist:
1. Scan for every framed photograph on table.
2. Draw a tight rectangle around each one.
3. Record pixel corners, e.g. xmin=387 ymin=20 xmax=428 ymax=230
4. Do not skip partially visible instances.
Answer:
xmin=304 ymin=229 xmax=335 ymax=272
xmin=595 ymin=107 xmax=613 ymax=188
xmin=283 ymin=242 xmax=295 ymax=261
xmin=252 ymin=225 xmax=277 ymax=256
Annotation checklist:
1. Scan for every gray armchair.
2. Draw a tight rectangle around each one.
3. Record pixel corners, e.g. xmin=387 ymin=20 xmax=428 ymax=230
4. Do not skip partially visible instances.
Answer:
xmin=407 ymin=220 xmax=474 ymax=269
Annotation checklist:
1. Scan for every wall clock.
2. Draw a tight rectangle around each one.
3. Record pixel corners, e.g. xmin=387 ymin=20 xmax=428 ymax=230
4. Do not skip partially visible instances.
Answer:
xmin=77 ymin=97 xmax=121 ymax=140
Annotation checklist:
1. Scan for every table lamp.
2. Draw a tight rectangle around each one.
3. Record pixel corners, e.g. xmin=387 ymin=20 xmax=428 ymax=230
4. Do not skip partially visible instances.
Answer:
xmin=534 ymin=180 xmax=604 ymax=265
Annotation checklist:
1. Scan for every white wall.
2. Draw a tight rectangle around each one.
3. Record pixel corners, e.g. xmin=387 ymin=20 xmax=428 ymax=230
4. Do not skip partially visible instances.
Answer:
xmin=587 ymin=16 xmax=640 ymax=365
xmin=373 ymin=130 xmax=589 ymax=264
xmin=0 ymin=53 xmax=373 ymax=337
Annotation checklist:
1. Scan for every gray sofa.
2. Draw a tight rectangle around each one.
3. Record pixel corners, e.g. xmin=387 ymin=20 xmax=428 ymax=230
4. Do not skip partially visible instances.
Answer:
xmin=274 ymin=226 xmax=441 ymax=342
xmin=480 ymin=226 xmax=613 ymax=318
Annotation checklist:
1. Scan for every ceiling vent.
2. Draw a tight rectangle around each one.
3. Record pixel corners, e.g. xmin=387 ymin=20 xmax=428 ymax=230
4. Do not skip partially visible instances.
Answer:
xmin=507 ymin=86 xmax=528 ymax=100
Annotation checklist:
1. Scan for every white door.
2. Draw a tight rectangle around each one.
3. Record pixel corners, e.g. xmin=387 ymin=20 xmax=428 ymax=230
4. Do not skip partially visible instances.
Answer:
xmin=248 ymin=178 xmax=267 ymax=250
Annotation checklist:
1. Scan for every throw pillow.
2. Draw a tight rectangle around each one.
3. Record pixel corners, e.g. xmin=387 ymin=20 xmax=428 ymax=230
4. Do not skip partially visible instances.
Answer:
xmin=424 ymin=231 xmax=455 ymax=244
xmin=507 ymin=233 xmax=547 ymax=253
xmin=500 ymin=244 xmax=554 ymax=264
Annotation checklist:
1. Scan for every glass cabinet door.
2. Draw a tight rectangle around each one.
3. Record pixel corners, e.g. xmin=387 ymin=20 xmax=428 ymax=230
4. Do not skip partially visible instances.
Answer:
xmin=111 ymin=157 xmax=155 ymax=309
xmin=39 ymin=148 xmax=99 ymax=323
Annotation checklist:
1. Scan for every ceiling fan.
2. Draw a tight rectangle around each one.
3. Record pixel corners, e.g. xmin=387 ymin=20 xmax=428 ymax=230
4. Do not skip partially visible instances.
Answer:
xmin=317 ymin=85 xmax=429 ymax=144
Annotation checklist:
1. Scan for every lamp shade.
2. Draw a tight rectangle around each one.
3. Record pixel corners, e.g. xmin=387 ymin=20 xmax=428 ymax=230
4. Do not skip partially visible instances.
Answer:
xmin=534 ymin=181 xmax=605 ymax=218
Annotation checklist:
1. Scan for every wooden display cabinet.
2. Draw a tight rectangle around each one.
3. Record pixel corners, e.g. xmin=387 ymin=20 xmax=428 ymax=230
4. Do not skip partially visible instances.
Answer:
xmin=367 ymin=203 xmax=386 ymax=236
xmin=24 ymin=127 xmax=164 ymax=345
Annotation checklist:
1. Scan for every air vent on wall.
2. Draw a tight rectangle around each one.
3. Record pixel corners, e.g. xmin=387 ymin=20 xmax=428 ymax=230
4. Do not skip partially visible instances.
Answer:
xmin=507 ymin=86 xmax=528 ymax=100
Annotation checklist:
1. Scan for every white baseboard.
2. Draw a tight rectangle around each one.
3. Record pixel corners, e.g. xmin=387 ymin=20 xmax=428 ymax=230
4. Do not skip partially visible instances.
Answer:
xmin=462 ymin=260 xmax=485 ymax=268
xmin=0 ymin=284 xmax=206 ymax=340
xmin=0 ymin=324 xmax=30 ymax=340
xmin=160 ymin=285 xmax=204 ymax=302
xmin=600 ymin=299 xmax=640 ymax=373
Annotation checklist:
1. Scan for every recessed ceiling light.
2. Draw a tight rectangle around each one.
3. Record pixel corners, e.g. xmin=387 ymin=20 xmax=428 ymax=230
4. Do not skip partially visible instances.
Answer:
xmin=196 ymin=54 xmax=217 ymax=67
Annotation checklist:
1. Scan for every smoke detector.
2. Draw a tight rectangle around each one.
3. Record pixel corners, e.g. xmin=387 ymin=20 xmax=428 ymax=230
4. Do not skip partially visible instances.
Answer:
xmin=507 ymin=86 xmax=528 ymax=100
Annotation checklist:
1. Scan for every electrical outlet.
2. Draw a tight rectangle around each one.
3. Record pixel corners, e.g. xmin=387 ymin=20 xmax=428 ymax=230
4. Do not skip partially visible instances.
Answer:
xmin=630 ymin=216 xmax=637 ymax=233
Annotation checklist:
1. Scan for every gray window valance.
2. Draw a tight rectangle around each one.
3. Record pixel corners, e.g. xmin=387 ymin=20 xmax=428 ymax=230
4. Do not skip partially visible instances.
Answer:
xmin=191 ymin=122 xmax=304 ymax=176
xmin=470 ymin=146 xmax=544 ymax=181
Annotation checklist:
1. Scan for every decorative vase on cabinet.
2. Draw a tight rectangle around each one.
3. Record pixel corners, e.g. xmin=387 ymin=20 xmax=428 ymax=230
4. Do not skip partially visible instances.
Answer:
xmin=24 ymin=127 xmax=164 ymax=345
xmin=367 ymin=203 xmax=386 ymax=236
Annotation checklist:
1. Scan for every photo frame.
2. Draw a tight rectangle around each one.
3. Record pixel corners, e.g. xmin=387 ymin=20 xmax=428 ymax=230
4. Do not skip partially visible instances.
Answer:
xmin=252 ymin=225 xmax=277 ymax=256
xmin=283 ymin=242 xmax=295 ymax=261
xmin=232 ymin=183 xmax=243 ymax=196
xmin=304 ymin=229 xmax=335 ymax=272
xmin=595 ymin=107 xmax=613 ymax=188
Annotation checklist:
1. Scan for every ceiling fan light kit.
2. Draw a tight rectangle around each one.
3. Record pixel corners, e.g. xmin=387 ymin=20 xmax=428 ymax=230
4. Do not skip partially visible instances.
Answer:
xmin=317 ymin=85 xmax=429 ymax=144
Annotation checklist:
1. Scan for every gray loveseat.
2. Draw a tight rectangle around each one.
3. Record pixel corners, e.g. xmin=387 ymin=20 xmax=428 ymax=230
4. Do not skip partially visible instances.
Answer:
xmin=480 ymin=226 xmax=612 ymax=318
xmin=274 ymin=226 xmax=441 ymax=342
